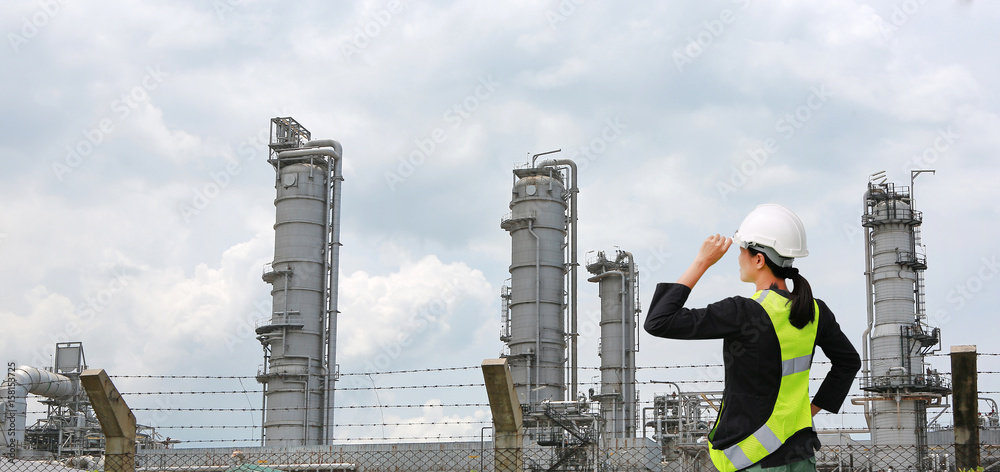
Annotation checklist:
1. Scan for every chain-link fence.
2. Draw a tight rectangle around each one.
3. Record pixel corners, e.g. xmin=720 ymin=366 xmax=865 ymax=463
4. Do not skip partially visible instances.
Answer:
xmin=4 ymin=443 xmax=1000 ymax=472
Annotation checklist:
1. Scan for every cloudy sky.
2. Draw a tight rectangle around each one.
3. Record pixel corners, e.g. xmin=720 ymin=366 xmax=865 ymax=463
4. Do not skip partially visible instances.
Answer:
xmin=2 ymin=0 xmax=998 ymax=446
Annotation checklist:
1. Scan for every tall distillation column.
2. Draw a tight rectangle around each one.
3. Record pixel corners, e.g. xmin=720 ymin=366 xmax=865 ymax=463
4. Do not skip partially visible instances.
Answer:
xmin=256 ymin=117 xmax=344 ymax=446
xmin=586 ymin=250 xmax=640 ymax=439
xmin=500 ymin=157 xmax=579 ymax=409
xmin=861 ymin=171 xmax=948 ymax=470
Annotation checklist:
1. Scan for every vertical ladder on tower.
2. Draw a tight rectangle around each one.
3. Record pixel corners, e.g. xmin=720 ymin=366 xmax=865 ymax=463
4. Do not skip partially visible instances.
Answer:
xmin=912 ymin=226 xmax=927 ymax=321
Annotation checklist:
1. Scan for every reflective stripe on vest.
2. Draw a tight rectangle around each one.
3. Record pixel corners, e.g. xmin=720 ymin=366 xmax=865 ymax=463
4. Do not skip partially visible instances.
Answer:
xmin=709 ymin=290 xmax=819 ymax=472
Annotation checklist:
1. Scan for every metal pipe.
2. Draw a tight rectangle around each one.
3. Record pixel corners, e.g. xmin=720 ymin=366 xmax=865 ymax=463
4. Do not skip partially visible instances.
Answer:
xmin=480 ymin=425 xmax=492 ymax=472
xmin=325 ymin=142 xmax=344 ymax=444
xmin=623 ymin=251 xmax=638 ymax=349
xmin=304 ymin=357 xmax=311 ymax=440
xmin=282 ymin=271 xmax=290 ymax=327
xmin=260 ymin=377 xmax=266 ymax=446
xmin=315 ymin=146 xmax=332 ymax=443
xmin=536 ymin=158 xmax=578 ymax=401
xmin=618 ymin=269 xmax=626 ymax=436
xmin=641 ymin=406 xmax=652 ymax=439
xmin=861 ymin=189 xmax=874 ymax=427
xmin=528 ymin=220 xmax=541 ymax=405
xmin=623 ymin=250 xmax=637 ymax=436
xmin=1 ymin=366 xmax=77 ymax=449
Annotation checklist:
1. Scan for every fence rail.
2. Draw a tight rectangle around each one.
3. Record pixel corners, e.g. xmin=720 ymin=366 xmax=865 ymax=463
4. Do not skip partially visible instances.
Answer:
xmin=5 ymin=443 xmax=1000 ymax=472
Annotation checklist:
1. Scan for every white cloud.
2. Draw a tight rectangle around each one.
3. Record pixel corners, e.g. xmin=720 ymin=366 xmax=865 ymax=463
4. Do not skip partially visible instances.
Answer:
xmin=2 ymin=0 xmax=999 ymax=445
xmin=338 ymin=250 xmax=494 ymax=368
xmin=517 ymin=57 xmax=592 ymax=89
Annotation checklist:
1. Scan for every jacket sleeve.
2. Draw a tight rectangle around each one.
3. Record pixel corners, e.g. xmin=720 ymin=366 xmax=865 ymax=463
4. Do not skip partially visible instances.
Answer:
xmin=811 ymin=299 xmax=862 ymax=413
xmin=644 ymin=282 xmax=747 ymax=340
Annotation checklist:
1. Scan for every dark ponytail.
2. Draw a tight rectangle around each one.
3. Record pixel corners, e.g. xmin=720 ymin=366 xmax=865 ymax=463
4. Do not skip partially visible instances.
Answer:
xmin=749 ymin=247 xmax=815 ymax=329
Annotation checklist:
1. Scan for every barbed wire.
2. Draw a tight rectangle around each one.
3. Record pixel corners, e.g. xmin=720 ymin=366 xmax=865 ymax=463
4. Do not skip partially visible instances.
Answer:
xmin=111 ymin=366 xmax=485 ymax=379
xmin=48 ymin=352 xmax=998 ymax=383
xmin=338 ymin=382 xmax=481 ymax=391
xmin=97 ymin=371 xmax=1000 ymax=398
xmin=102 ymin=354 xmax=992 ymax=380
xmin=173 ymin=434 xmax=485 ymax=444
xmin=340 ymin=366 xmax=482 ymax=376
xmin=151 ymin=420 xmax=495 ymax=430
xmin=112 ymin=375 xmax=257 ymax=379
xmin=131 ymin=403 xmax=491 ymax=412
xmin=122 ymin=390 xmax=261 ymax=395
xmin=122 ymin=382 xmax=486 ymax=396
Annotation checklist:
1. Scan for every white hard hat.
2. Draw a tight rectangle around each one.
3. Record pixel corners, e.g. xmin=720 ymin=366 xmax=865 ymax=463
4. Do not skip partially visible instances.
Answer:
xmin=732 ymin=203 xmax=808 ymax=268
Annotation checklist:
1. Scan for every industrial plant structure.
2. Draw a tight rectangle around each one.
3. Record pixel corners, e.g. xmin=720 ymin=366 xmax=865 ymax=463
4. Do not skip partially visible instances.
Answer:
xmin=5 ymin=119 xmax=998 ymax=471
xmin=857 ymin=170 xmax=951 ymax=470
xmin=254 ymin=117 xmax=344 ymax=446
xmin=585 ymin=250 xmax=640 ymax=440
xmin=0 ymin=343 xmax=162 ymax=459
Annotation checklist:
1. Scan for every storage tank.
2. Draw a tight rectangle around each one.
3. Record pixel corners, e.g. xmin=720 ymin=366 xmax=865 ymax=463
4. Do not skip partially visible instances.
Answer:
xmin=500 ymin=162 xmax=576 ymax=407
xmin=586 ymin=250 xmax=639 ymax=439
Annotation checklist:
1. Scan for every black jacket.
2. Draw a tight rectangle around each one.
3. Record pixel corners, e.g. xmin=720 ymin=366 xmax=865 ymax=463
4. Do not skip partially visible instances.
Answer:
xmin=644 ymin=283 xmax=861 ymax=467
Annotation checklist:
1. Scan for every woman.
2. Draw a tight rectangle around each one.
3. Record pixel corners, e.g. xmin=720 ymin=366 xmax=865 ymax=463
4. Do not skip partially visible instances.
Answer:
xmin=644 ymin=204 xmax=860 ymax=471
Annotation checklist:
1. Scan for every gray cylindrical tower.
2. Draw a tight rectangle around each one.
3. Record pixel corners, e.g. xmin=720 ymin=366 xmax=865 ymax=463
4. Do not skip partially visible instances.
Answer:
xmin=260 ymin=161 xmax=327 ymax=445
xmin=501 ymin=166 xmax=569 ymax=406
xmin=256 ymin=118 xmax=343 ymax=446
xmin=586 ymin=250 xmax=639 ymax=439
xmin=868 ymin=195 xmax=921 ymax=455
xmin=862 ymin=176 xmax=948 ymax=470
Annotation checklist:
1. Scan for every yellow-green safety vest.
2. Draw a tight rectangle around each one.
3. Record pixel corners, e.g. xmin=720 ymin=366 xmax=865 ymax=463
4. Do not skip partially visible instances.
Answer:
xmin=708 ymin=289 xmax=819 ymax=471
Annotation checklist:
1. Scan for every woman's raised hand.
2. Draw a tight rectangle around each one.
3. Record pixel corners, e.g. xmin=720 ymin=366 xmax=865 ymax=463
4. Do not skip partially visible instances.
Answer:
xmin=695 ymin=234 xmax=732 ymax=268
xmin=676 ymin=234 xmax=733 ymax=289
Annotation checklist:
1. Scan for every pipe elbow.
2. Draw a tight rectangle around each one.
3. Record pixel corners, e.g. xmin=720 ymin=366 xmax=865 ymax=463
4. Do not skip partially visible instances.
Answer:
xmin=305 ymin=139 xmax=343 ymax=157
xmin=276 ymin=141 xmax=343 ymax=161
xmin=536 ymin=158 xmax=576 ymax=170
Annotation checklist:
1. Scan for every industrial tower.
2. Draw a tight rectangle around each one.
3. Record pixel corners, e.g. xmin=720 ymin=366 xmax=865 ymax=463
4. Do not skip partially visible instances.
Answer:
xmin=255 ymin=117 xmax=344 ymax=446
xmin=500 ymin=156 xmax=578 ymax=408
xmin=860 ymin=171 xmax=950 ymax=470
xmin=586 ymin=250 xmax=640 ymax=439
